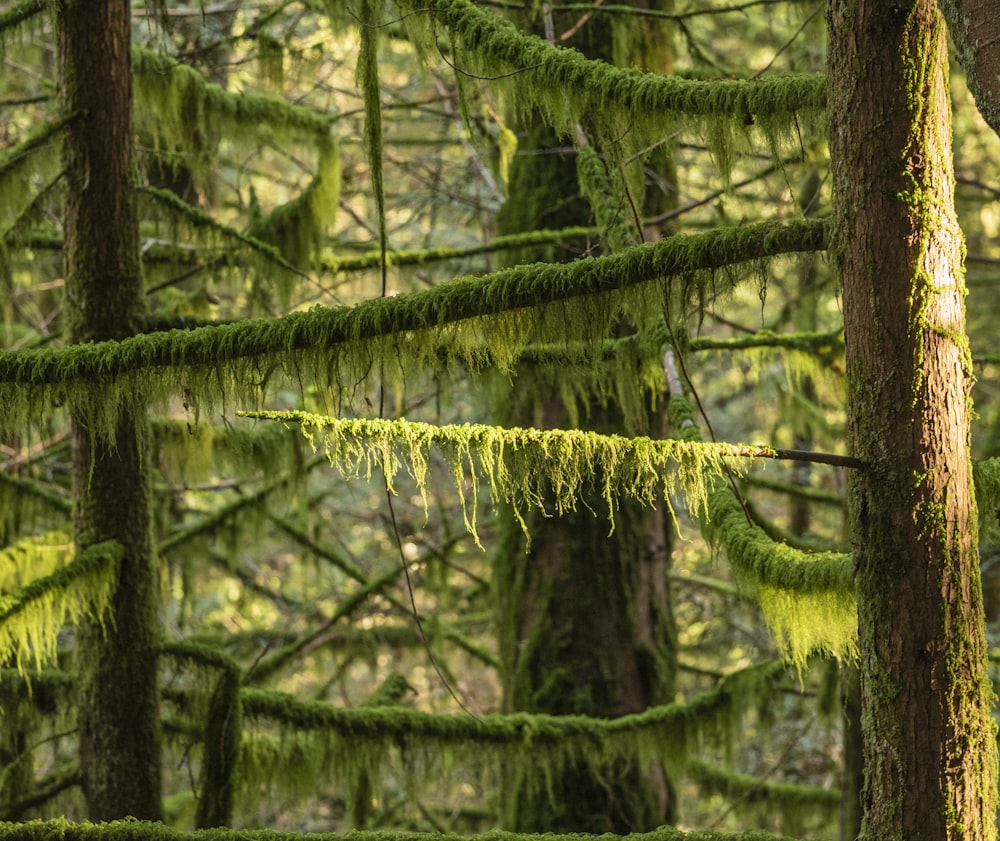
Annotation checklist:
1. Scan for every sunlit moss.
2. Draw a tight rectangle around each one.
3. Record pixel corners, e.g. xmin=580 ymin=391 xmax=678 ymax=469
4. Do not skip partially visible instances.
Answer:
xmin=0 ymin=540 xmax=121 ymax=675
xmin=238 ymin=411 xmax=765 ymax=546
xmin=397 ymin=0 xmax=824 ymax=177
xmin=667 ymin=392 xmax=856 ymax=672
xmin=0 ymin=532 xmax=72 ymax=592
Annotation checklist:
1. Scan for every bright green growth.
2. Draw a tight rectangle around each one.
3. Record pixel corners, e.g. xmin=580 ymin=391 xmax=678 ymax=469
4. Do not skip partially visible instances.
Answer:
xmin=666 ymin=393 xmax=856 ymax=672
xmin=238 ymin=411 xmax=762 ymax=546
xmin=132 ymin=46 xmax=334 ymax=186
xmin=0 ymin=539 xmax=121 ymax=675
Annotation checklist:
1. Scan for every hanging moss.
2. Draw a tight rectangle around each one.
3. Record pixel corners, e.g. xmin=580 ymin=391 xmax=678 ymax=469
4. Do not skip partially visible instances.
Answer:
xmin=666 ymin=392 xmax=856 ymax=672
xmin=139 ymin=185 xmax=304 ymax=283
xmin=0 ymin=219 xmax=826 ymax=440
xmin=321 ymin=227 xmax=601 ymax=273
xmin=0 ymin=471 xmax=73 ymax=523
xmin=149 ymin=416 xmax=299 ymax=486
xmin=160 ymin=643 xmax=243 ymax=829
xmin=397 ymin=0 xmax=824 ymax=174
xmin=357 ymin=0 xmax=389 ymax=292
xmin=237 ymin=658 xmax=789 ymax=813
xmin=0 ymin=532 xmax=72 ymax=592
xmin=132 ymin=46 xmax=334 ymax=182
xmin=685 ymin=759 xmax=839 ymax=836
xmin=0 ymin=540 xmax=121 ymax=676
xmin=0 ymin=118 xmax=69 ymax=239
xmin=238 ymin=411 xmax=769 ymax=545
xmin=575 ymin=143 xmax=639 ymax=254
xmin=0 ymin=0 xmax=46 ymax=42
xmin=246 ymin=137 xmax=340 ymax=282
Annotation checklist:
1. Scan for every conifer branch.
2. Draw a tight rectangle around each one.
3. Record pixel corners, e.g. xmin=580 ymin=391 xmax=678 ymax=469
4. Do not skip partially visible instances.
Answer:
xmin=0 ymin=219 xmax=826 ymax=395
xmin=400 ymin=0 xmax=825 ymax=118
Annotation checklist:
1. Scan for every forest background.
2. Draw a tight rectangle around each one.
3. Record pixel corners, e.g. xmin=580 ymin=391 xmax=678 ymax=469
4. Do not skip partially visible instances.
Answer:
xmin=2 ymin=0 xmax=1000 ymax=839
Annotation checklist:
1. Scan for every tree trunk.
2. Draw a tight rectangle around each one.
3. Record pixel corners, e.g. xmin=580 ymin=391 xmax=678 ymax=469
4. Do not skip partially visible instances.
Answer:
xmin=938 ymin=0 xmax=1000 ymax=139
xmin=828 ymin=2 xmax=998 ymax=839
xmin=60 ymin=0 xmax=163 ymax=820
xmin=494 ymin=22 xmax=678 ymax=823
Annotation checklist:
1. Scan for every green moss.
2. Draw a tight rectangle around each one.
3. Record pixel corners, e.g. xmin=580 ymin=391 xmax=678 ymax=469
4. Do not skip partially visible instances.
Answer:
xmin=398 ymin=0 xmax=824 ymax=177
xmin=139 ymin=185 xmax=304 ymax=283
xmin=0 ymin=219 xmax=826 ymax=439
xmin=0 ymin=118 xmax=69 ymax=239
xmin=132 ymin=46 xmax=334 ymax=184
xmin=685 ymin=759 xmax=839 ymax=836
xmin=667 ymin=393 xmax=856 ymax=672
xmin=238 ymin=412 xmax=769 ymax=546
xmin=0 ymin=0 xmax=46 ymax=43
xmin=0 ymin=819 xmax=814 ymax=841
xmin=236 ymin=658 xmax=789 ymax=811
xmin=0 ymin=540 xmax=121 ymax=676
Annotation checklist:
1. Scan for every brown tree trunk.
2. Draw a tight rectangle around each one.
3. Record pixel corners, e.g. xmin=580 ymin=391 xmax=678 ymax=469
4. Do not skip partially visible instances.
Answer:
xmin=828 ymin=1 xmax=998 ymax=838
xmin=938 ymin=0 xmax=1000 ymax=139
xmin=60 ymin=0 xmax=163 ymax=820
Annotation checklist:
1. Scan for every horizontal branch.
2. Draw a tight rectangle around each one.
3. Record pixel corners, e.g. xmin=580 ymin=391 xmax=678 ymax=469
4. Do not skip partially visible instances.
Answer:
xmin=401 ymin=0 xmax=825 ymax=119
xmin=1 ymin=815 xmax=798 ymax=841
xmin=0 ymin=219 xmax=826 ymax=391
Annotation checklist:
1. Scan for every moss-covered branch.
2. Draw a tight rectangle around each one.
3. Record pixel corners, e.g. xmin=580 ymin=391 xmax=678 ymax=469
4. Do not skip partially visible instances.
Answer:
xmin=139 ymin=185 xmax=305 ymax=280
xmin=239 ymin=411 xmax=771 ymax=543
xmin=0 ymin=219 xmax=826 ymax=435
xmin=0 ymin=818 xmax=811 ymax=841
xmin=0 ymin=117 xmax=68 ymax=237
xmin=665 ymin=388 xmax=855 ymax=671
xmin=397 ymin=0 xmax=824 ymax=167
xmin=0 ymin=540 xmax=121 ymax=674
xmin=0 ymin=0 xmax=45 ymax=37
xmin=132 ymin=46 xmax=333 ymax=166
xmin=242 ymin=658 xmax=787 ymax=753
xmin=321 ymin=227 xmax=601 ymax=273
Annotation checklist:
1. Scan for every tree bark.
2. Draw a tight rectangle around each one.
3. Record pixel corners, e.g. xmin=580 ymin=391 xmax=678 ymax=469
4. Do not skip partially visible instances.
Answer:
xmin=828 ymin=2 xmax=998 ymax=839
xmin=938 ymin=0 xmax=1000 ymax=139
xmin=494 ymin=10 xmax=678 ymax=828
xmin=60 ymin=0 xmax=163 ymax=820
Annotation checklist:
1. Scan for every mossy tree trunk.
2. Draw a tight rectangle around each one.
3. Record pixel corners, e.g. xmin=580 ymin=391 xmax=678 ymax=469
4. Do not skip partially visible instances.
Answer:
xmin=60 ymin=0 xmax=163 ymax=820
xmin=828 ymin=2 xmax=998 ymax=838
xmin=494 ymin=9 xmax=677 ymax=832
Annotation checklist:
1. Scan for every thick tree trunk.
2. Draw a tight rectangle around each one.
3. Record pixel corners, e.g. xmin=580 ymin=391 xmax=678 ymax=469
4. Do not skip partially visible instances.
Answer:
xmin=60 ymin=0 xmax=163 ymax=820
xmin=828 ymin=2 xmax=998 ymax=839
xmin=494 ymin=14 xmax=678 ymax=823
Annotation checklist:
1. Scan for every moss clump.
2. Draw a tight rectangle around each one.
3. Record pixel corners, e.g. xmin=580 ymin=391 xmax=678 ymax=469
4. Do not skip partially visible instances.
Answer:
xmin=0 ymin=540 xmax=121 ymax=675
xmin=239 ymin=411 xmax=767 ymax=545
